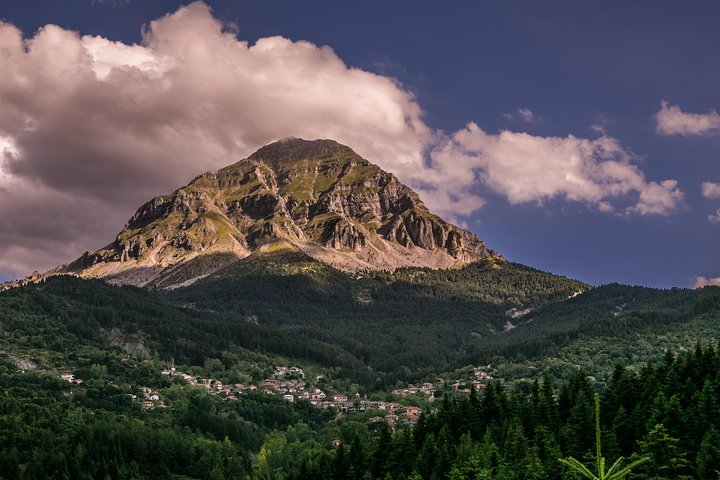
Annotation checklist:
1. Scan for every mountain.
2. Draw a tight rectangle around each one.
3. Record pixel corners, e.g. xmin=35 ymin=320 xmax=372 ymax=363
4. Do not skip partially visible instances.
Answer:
xmin=54 ymin=138 xmax=497 ymax=288
xmin=4 ymin=135 xmax=719 ymax=479
xmin=1 ymin=136 xmax=592 ymax=378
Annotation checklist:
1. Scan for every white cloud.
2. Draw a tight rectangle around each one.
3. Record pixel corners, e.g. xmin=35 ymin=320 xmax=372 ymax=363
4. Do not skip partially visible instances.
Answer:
xmin=0 ymin=135 xmax=18 ymax=157
xmin=0 ymin=2 xmax=686 ymax=278
xmin=590 ymin=124 xmax=607 ymax=135
xmin=0 ymin=5 xmax=431 ymax=203
xmin=82 ymin=35 xmax=167 ymax=79
xmin=0 ymin=134 xmax=18 ymax=173
xmin=0 ymin=3 xmax=433 ymax=277
xmin=655 ymin=100 xmax=720 ymax=136
xmin=425 ymin=123 xmax=683 ymax=216
xmin=517 ymin=108 xmax=536 ymax=122
xmin=501 ymin=108 xmax=537 ymax=122
xmin=695 ymin=276 xmax=720 ymax=288
xmin=709 ymin=208 xmax=720 ymax=224
xmin=701 ymin=182 xmax=720 ymax=199
xmin=702 ymin=183 xmax=720 ymax=224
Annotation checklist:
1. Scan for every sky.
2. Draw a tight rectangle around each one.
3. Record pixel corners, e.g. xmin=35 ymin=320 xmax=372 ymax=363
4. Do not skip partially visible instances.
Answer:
xmin=0 ymin=0 xmax=718 ymax=288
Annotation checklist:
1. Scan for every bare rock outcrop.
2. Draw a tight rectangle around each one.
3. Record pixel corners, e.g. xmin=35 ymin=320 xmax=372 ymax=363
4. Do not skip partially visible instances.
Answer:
xmin=53 ymin=138 xmax=500 ymax=287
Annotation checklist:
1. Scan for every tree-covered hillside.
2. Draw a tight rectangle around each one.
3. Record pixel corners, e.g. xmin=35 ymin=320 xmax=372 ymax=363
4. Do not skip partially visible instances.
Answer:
xmin=165 ymin=249 xmax=587 ymax=378
xmin=462 ymin=283 xmax=720 ymax=382
xmin=0 ymin=357 xmax=331 ymax=480
xmin=4 ymin=260 xmax=719 ymax=388
xmin=249 ymin=343 xmax=720 ymax=480
xmin=0 ymin=276 xmax=375 ymax=385
xmin=3 ymin=326 xmax=720 ymax=478
xmin=2 ymin=267 xmax=720 ymax=479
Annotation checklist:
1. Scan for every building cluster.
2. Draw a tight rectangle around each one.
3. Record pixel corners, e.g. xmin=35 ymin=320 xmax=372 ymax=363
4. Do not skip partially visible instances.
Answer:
xmin=128 ymin=386 xmax=167 ymax=410
xmin=60 ymin=363 xmax=499 ymax=419
xmin=392 ymin=366 xmax=498 ymax=398
xmin=158 ymin=365 xmax=424 ymax=425
xmin=60 ymin=372 xmax=166 ymax=410
xmin=391 ymin=382 xmax=437 ymax=398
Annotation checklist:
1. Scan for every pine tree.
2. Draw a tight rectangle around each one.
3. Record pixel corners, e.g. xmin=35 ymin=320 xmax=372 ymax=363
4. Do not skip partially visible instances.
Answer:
xmin=534 ymin=426 xmax=563 ymax=480
xmin=333 ymin=444 xmax=348 ymax=480
xmin=349 ymin=436 xmax=366 ymax=480
xmin=503 ymin=420 xmax=528 ymax=466
xmin=478 ymin=429 xmax=502 ymax=475
xmin=696 ymin=380 xmax=718 ymax=432
xmin=697 ymin=427 xmax=720 ymax=480
xmin=538 ymin=373 xmax=558 ymax=433
xmin=612 ymin=405 xmax=634 ymax=457
xmin=370 ymin=422 xmax=392 ymax=478
xmin=559 ymin=394 xmax=648 ymax=480
xmin=415 ymin=433 xmax=439 ymax=479
xmin=385 ymin=429 xmax=415 ymax=479
xmin=560 ymin=387 xmax=594 ymax=457
xmin=632 ymin=423 xmax=691 ymax=480
xmin=524 ymin=444 xmax=546 ymax=480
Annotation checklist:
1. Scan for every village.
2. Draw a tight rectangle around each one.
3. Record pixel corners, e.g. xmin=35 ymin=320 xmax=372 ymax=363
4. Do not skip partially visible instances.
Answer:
xmin=390 ymin=365 xmax=497 ymax=398
xmin=59 ymin=364 xmax=499 ymax=428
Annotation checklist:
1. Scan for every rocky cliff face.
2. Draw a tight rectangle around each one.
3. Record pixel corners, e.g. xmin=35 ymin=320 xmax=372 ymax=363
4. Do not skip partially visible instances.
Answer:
xmin=55 ymin=138 xmax=499 ymax=287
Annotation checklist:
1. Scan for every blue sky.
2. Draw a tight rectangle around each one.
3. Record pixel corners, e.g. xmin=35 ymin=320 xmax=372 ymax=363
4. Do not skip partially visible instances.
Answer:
xmin=0 ymin=0 xmax=718 ymax=288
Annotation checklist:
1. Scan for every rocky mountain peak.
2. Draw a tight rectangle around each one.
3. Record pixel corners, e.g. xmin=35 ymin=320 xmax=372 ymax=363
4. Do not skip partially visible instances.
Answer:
xmin=54 ymin=138 xmax=500 ymax=287
xmin=247 ymin=137 xmax=355 ymax=168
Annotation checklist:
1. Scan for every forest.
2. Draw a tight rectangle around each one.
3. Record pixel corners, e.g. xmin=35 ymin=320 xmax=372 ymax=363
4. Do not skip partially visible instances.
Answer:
xmin=165 ymin=249 xmax=589 ymax=379
xmin=2 ymin=339 xmax=720 ymax=478
xmin=1 ymin=270 xmax=720 ymax=478
xmin=3 ymin=259 xmax=716 ymax=387
xmin=0 ymin=356 xmax=331 ymax=479
xmin=0 ymin=256 xmax=593 ymax=389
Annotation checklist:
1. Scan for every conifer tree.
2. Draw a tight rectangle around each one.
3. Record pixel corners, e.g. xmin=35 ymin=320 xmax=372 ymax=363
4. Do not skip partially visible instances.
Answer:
xmin=697 ymin=427 xmax=720 ymax=480
xmin=632 ymin=423 xmax=691 ymax=480
xmin=559 ymin=394 xmax=648 ymax=480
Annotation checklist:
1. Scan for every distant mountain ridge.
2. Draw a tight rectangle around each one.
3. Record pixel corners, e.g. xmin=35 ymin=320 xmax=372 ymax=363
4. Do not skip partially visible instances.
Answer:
xmin=52 ymin=138 xmax=498 ymax=288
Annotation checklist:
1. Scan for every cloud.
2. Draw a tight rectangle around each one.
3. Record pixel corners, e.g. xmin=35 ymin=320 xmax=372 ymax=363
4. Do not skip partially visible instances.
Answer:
xmin=0 ymin=3 xmax=431 ymax=277
xmin=701 ymin=182 xmax=720 ymax=199
xmin=695 ymin=276 xmax=720 ymax=288
xmin=655 ymin=100 xmax=720 ymax=136
xmin=517 ymin=108 xmax=536 ymax=122
xmin=0 ymin=134 xmax=18 ymax=180
xmin=501 ymin=108 xmax=537 ymax=122
xmin=0 ymin=2 xmax=685 ymax=278
xmin=590 ymin=124 xmax=607 ymax=135
xmin=702 ymin=183 xmax=720 ymax=224
xmin=709 ymin=209 xmax=720 ymax=224
xmin=425 ymin=123 xmax=683 ymax=216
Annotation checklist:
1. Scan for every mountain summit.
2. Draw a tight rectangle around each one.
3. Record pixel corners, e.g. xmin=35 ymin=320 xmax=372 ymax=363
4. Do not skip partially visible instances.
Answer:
xmin=56 ymin=138 xmax=498 ymax=287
